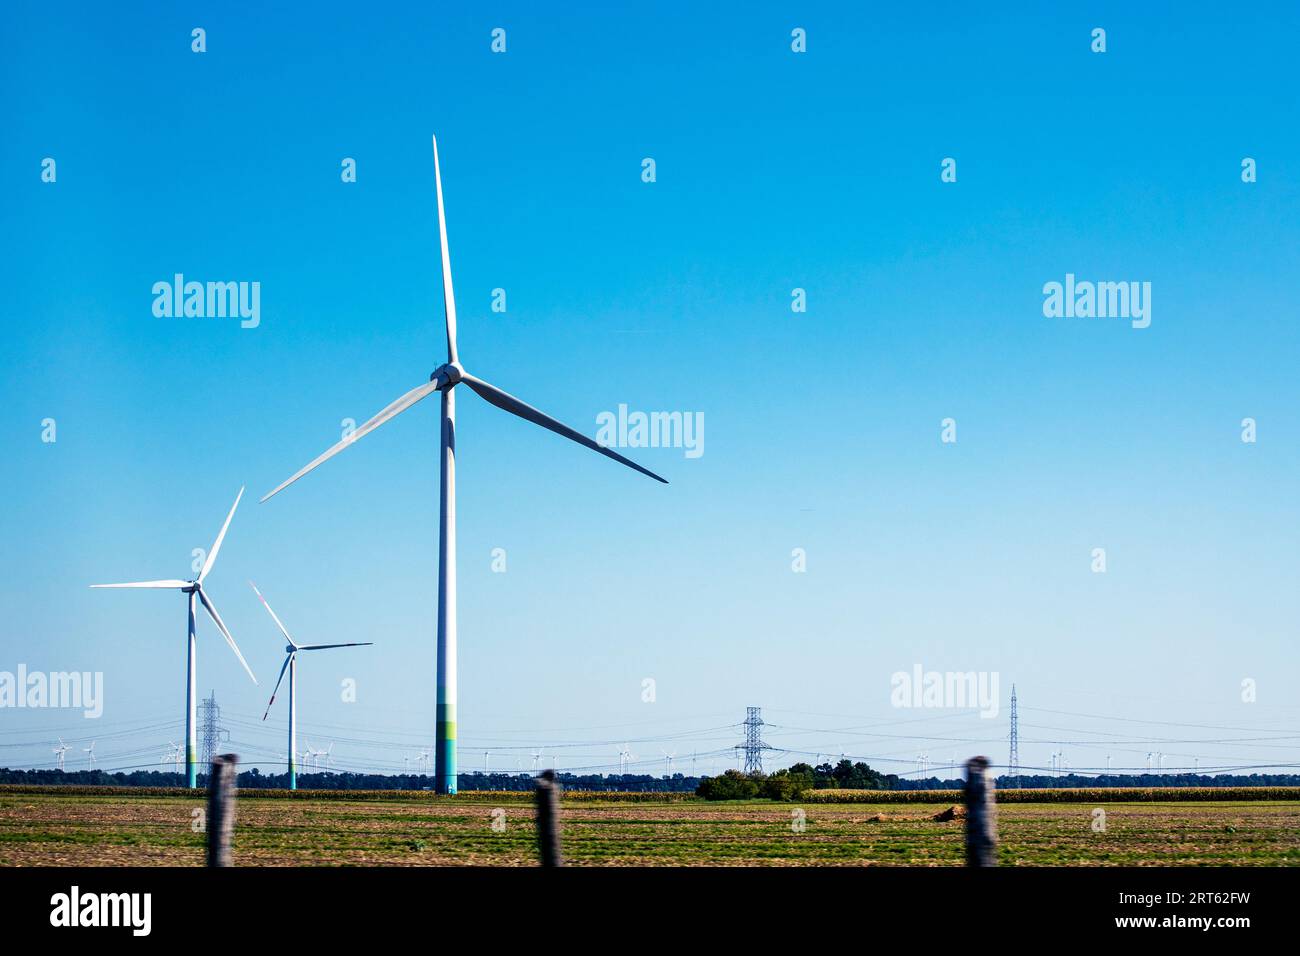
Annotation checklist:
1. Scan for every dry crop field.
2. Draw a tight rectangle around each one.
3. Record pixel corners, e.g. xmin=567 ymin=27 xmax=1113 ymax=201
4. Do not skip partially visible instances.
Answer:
xmin=1 ymin=787 xmax=1297 ymax=866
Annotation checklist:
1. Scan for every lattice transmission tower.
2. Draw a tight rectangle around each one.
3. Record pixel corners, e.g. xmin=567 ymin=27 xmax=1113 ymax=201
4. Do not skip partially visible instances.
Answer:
xmin=739 ymin=706 xmax=772 ymax=774
xmin=200 ymin=691 xmax=230 ymax=773
xmin=1008 ymin=683 xmax=1019 ymax=787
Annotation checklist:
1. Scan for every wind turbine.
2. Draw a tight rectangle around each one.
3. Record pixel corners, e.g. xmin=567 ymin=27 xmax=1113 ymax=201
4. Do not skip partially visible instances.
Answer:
xmin=259 ymin=136 xmax=666 ymax=795
xmin=416 ymin=748 xmax=431 ymax=771
xmin=661 ymin=749 xmax=676 ymax=775
xmin=309 ymin=743 xmax=331 ymax=770
xmin=253 ymin=581 xmax=372 ymax=790
xmin=83 ymin=741 xmax=96 ymax=767
xmin=483 ymin=750 xmax=490 ymax=774
xmin=91 ymin=488 xmax=257 ymax=788
xmin=618 ymin=744 xmax=634 ymax=774
xmin=162 ymin=741 xmax=183 ymax=773
xmin=53 ymin=739 xmax=69 ymax=771
xmin=531 ymin=750 xmax=544 ymax=772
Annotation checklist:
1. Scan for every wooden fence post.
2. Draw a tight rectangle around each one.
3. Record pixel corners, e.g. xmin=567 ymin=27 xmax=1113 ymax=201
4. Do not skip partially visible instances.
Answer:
xmin=964 ymin=755 xmax=997 ymax=867
xmin=535 ymin=769 xmax=563 ymax=867
xmin=207 ymin=753 xmax=238 ymax=867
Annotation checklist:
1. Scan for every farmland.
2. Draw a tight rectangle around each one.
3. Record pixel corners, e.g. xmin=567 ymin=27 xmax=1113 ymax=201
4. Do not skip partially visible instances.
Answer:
xmin=1 ymin=787 xmax=1298 ymax=866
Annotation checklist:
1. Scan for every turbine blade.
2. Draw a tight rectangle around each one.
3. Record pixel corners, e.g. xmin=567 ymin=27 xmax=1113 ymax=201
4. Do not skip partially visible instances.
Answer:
xmin=263 ymin=654 xmax=293 ymax=720
xmin=199 ymin=487 xmax=244 ymax=582
xmin=261 ymin=381 xmax=441 ymax=503
xmin=431 ymin=135 xmax=458 ymax=364
xmin=297 ymin=642 xmax=375 ymax=651
xmin=459 ymin=373 xmax=668 ymax=483
xmin=90 ymin=580 xmax=189 ymax=589
xmin=249 ymin=581 xmax=298 ymax=648
xmin=197 ymin=588 xmax=258 ymax=684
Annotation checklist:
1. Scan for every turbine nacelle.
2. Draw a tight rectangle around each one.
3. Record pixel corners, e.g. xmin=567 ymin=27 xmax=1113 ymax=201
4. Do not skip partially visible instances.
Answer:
xmin=431 ymin=362 xmax=464 ymax=389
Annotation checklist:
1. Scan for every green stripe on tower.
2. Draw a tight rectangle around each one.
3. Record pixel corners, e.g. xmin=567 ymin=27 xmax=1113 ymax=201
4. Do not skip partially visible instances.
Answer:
xmin=436 ymin=701 xmax=456 ymax=794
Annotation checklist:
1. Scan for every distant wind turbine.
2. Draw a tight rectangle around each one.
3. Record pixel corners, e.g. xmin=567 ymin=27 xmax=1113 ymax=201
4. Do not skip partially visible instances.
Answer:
xmin=91 ymin=488 xmax=258 ymax=788
xmin=53 ymin=739 xmax=69 ymax=771
xmin=162 ymin=741 xmax=183 ymax=772
xmin=253 ymin=581 xmax=372 ymax=791
xmin=83 ymin=741 xmax=96 ymax=767
xmin=308 ymin=742 xmax=332 ymax=771
xmin=259 ymin=136 xmax=667 ymax=794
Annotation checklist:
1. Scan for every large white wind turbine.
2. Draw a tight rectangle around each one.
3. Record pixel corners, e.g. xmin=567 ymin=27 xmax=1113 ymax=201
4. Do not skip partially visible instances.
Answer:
xmin=253 ymin=581 xmax=371 ymax=790
xmin=92 ymin=488 xmax=257 ymax=788
xmin=260 ymin=136 xmax=666 ymax=794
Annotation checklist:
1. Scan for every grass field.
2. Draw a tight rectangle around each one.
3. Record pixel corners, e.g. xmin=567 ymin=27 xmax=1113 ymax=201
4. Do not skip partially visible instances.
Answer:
xmin=2 ymin=788 xmax=1298 ymax=866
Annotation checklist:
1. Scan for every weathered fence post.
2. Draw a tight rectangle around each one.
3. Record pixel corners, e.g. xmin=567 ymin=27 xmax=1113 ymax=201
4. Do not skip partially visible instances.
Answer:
xmin=535 ymin=768 xmax=563 ymax=867
xmin=964 ymin=755 xmax=997 ymax=867
xmin=207 ymin=753 xmax=238 ymax=867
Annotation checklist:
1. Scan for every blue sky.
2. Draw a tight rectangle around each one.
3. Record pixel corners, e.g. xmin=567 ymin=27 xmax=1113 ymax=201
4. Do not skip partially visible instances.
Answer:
xmin=2 ymin=2 xmax=1298 ymax=779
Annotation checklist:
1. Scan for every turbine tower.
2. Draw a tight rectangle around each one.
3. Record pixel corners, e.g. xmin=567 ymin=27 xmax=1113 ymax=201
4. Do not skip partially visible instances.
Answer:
xmin=91 ymin=488 xmax=258 ymax=788
xmin=260 ymin=136 xmax=666 ymax=794
xmin=253 ymin=581 xmax=372 ymax=790
xmin=53 ymin=739 xmax=69 ymax=771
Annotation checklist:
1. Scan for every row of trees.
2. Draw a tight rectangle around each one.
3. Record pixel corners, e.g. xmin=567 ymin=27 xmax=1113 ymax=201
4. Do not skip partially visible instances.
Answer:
xmin=0 ymin=767 xmax=701 ymax=792
xmin=696 ymin=761 xmax=1300 ymax=801
xmin=4 ymin=764 xmax=1298 ymax=794
xmin=697 ymin=761 xmax=899 ymax=800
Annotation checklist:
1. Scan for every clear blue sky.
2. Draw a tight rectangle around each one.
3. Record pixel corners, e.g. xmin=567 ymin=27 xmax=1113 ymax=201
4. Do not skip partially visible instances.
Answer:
xmin=2 ymin=2 xmax=1298 ymax=779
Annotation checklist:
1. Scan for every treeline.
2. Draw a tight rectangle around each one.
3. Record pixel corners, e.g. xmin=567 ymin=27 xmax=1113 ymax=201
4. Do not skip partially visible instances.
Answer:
xmin=5 ymin=763 xmax=1298 ymax=794
xmin=696 ymin=761 xmax=1300 ymax=801
xmin=995 ymin=772 xmax=1300 ymax=790
xmin=698 ymin=761 xmax=899 ymax=800
xmin=0 ymin=767 xmax=700 ymax=792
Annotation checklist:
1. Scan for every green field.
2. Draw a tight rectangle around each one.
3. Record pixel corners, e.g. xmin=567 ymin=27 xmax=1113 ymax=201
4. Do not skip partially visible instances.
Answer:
xmin=2 ymin=788 xmax=1298 ymax=866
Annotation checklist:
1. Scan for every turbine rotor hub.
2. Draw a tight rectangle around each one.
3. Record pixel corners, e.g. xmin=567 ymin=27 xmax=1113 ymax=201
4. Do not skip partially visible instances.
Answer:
xmin=431 ymin=362 xmax=464 ymax=388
